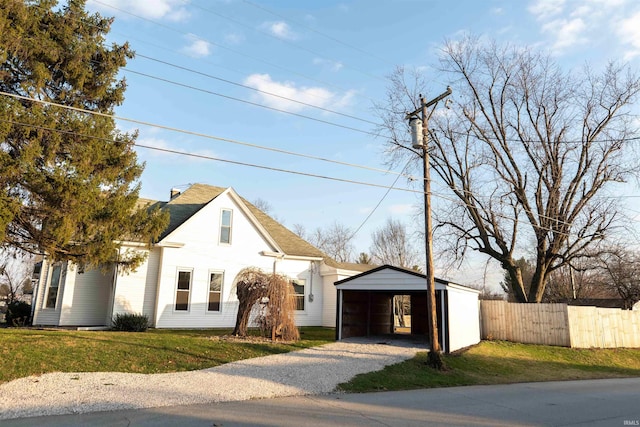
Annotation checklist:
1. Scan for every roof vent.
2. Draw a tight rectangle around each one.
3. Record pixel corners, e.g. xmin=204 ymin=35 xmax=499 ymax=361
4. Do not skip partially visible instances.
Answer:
xmin=170 ymin=188 xmax=181 ymax=200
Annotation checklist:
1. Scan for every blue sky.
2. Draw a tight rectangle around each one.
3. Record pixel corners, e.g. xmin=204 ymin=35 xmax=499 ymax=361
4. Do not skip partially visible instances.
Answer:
xmin=84 ymin=0 xmax=640 ymax=289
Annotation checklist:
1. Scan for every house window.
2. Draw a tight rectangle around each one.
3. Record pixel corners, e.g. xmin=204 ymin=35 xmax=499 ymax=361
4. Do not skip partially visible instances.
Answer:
xmin=175 ymin=269 xmax=192 ymax=311
xmin=208 ymin=271 xmax=223 ymax=312
xmin=45 ymin=263 xmax=62 ymax=309
xmin=292 ymin=279 xmax=306 ymax=311
xmin=220 ymin=209 xmax=232 ymax=244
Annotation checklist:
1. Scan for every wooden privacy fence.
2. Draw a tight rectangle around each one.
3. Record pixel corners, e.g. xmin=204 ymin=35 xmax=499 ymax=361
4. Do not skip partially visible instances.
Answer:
xmin=480 ymin=300 xmax=640 ymax=348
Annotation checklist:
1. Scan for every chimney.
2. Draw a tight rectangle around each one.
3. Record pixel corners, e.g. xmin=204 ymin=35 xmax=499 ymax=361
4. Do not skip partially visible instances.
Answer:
xmin=170 ymin=188 xmax=181 ymax=200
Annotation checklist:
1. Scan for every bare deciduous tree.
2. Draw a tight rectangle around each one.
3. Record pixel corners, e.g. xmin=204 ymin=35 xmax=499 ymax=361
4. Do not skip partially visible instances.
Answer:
xmin=370 ymin=218 xmax=420 ymax=269
xmin=0 ymin=251 xmax=34 ymax=304
xmin=291 ymin=223 xmax=307 ymax=239
xmin=377 ymin=36 xmax=640 ymax=302
xmin=308 ymin=221 xmax=355 ymax=263
xmin=597 ymin=248 xmax=640 ymax=309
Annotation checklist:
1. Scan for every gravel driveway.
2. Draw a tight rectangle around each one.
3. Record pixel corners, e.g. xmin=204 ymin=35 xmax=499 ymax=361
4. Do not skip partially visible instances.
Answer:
xmin=0 ymin=337 xmax=425 ymax=421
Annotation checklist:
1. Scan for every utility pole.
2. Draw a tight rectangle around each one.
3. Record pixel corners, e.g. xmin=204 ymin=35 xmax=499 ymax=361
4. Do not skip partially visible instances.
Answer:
xmin=406 ymin=87 xmax=451 ymax=369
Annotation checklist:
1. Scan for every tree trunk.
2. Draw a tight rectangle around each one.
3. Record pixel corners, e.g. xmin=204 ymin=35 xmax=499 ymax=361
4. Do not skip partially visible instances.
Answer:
xmin=504 ymin=262 xmax=528 ymax=302
xmin=528 ymin=263 xmax=549 ymax=303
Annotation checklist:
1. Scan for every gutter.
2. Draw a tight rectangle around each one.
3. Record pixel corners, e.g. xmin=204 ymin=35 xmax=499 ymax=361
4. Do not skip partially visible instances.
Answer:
xmin=259 ymin=251 xmax=323 ymax=262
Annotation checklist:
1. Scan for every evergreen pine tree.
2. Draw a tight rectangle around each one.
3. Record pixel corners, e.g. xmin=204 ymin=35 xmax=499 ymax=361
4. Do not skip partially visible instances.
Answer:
xmin=0 ymin=0 xmax=168 ymax=270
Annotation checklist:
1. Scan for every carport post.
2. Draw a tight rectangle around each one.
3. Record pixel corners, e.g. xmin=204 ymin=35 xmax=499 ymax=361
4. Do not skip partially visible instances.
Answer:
xmin=406 ymin=87 xmax=452 ymax=369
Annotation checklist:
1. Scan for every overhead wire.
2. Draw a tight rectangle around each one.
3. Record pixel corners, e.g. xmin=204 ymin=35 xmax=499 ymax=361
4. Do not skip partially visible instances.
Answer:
xmin=2 ymin=116 xmax=622 ymax=240
xmin=347 ymin=159 xmax=414 ymax=240
xmin=0 ymin=91 xmax=411 ymax=179
xmin=90 ymin=0 xmax=369 ymax=99
xmin=187 ymin=1 xmax=386 ymax=82
xmin=31 ymin=1 xmax=385 ymax=130
xmin=135 ymin=53 xmax=379 ymax=126
xmin=1 ymin=117 xmax=420 ymax=194
xmin=242 ymin=0 xmax=396 ymax=68
xmin=121 ymin=67 xmax=380 ymax=137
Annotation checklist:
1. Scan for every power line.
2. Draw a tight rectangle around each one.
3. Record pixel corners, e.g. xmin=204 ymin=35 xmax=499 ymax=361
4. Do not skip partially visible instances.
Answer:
xmin=0 ymin=93 xmax=409 ymax=178
xmin=5 ymin=116 xmax=635 ymax=240
xmin=242 ymin=0 xmax=395 ymax=68
xmin=348 ymin=159 xmax=413 ymax=240
xmin=121 ymin=67 xmax=379 ymax=137
xmin=90 ymin=0 xmax=366 ymax=98
xmin=2 ymin=93 xmax=634 ymax=238
xmin=135 ymin=53 xmax=379 ymax=126
xmin=188 ymin=1 xmax=386 ymax=83
xmin=1 ymin=117 xmax=420 ymax=195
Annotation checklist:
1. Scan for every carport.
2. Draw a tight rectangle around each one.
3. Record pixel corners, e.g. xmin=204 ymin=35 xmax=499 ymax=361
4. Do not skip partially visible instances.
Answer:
xmin=335 ymin=265 xmax=481 ymax=353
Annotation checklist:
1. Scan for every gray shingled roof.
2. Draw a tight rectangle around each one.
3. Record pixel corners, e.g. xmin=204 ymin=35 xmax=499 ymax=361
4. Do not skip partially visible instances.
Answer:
xmin=150 ymin=183 xmax=344 ymax=261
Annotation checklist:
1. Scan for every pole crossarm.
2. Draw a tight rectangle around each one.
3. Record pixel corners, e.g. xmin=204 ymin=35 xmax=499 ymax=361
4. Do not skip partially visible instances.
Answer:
xmin=405 ymin=86 xmax=452 ymax=119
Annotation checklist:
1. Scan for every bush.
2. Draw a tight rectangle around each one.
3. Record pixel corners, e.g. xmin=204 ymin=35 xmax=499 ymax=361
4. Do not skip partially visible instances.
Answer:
xmin=112 ymin=313 xmax=149 ymax=332
xmin=6 ymin=301 xmax=31 ymax=327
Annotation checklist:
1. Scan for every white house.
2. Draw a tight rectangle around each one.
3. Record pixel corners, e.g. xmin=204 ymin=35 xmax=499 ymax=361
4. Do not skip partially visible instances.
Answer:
xmin=31 ymin=184 xmax=481 ymax=351
xmin=32 ymin=184 xmax=370 ymax=329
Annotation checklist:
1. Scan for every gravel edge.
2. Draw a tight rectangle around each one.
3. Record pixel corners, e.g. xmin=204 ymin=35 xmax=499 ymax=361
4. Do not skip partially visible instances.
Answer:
xmin=0 ymin=338 xmax=425 ymax=420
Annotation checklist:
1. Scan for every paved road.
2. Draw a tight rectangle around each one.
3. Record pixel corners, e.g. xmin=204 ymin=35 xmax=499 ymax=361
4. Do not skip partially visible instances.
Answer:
xmin=4 ymin=377 xmax=640 ymax=426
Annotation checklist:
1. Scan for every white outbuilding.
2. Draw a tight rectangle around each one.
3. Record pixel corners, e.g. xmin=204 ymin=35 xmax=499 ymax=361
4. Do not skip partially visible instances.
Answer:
xmin=334 ymin=265 xmax=481 ymax=353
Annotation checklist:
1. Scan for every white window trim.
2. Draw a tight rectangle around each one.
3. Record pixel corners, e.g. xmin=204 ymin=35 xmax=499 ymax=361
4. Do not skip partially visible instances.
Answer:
xmin=174 ymin=268 xmax=193 ymax=313
xmin=206 ymin=270 xmax=224 ymax=314
xmin=292 ymin=278 xmax=306 ymax=312
xmin=219 ymin=208 xmax=233 ymax=245
xmin=43 ymin=262 xmax=63 ymax=310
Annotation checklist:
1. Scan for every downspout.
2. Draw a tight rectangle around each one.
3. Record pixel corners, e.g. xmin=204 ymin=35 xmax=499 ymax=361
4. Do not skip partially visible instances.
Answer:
xmin=308 ymin=261 xmax=315 ymax=303
xmin=272 ymin=253 xmax=285 ymax=274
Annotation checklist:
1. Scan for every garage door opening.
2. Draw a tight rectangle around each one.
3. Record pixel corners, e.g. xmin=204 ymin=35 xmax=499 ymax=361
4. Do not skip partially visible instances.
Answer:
xmin=393 ymin=295 xmax=411 ymax=334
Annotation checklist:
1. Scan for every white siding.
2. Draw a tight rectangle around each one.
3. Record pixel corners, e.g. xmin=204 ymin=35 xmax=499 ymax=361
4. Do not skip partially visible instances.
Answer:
xmin=154 ymin=192 xmax=319 ymax=328
xmin=321 ymin=270 xmax=361 ymax=327
xmin=321 ymin=273 xmax=340 ymax=327
xmin=447 ymin=287 xmax=481 ymax=352
xmin=336 ymin=269 xmax=446 ymax=292
xmin=112 ymin=248 xmax=160 ymax=324
xmin=59 ymin=267 xmax=113 ymax=326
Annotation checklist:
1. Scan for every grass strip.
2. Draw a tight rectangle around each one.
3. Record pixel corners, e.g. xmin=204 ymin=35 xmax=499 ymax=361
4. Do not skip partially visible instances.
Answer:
xmin=338 ymin=340 xmax=640 ymax=392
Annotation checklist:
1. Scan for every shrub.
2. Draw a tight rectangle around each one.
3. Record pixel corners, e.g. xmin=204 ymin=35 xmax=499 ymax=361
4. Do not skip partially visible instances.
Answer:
xmin=6 ymin=301 xmax=31 ymax=327
xmin=112 ymin=313 xmax=149 ymax=332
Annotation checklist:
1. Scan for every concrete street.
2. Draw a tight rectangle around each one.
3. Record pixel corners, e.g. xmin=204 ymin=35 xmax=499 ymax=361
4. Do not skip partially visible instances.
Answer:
xmin=4 ymin=377 xmax=640 ymax=426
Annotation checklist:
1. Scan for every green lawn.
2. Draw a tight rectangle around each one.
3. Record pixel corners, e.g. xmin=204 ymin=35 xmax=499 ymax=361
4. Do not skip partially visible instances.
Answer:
xmin=338 ymin=340 xmax=640 ymax=392
xmin=4 ymin=329 xmax=640 ymax=391
xmin=0 ymin=327 xmax=334 ymax=384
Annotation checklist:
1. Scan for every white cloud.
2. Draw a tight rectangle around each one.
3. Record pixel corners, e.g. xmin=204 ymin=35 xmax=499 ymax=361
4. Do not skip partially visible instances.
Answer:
xmin=243 ymin=73 xmax=355 ymax=113
xmin=542 ymin=17 xmax=587 ymax=51
xmin=617 ymin=11 xmax=640 ymax=59
xmin=87 ymin=0 xmax=190 ymax=22
xmin=388 ymin=204 xmax=413 ymax=215
xmin=260 ymin=21 xmax=297 ymax=40
xmin=526 ymin=0 xmax=640 ymax=53
xmin=224 ymin=33 xmax=244 ymax=45
xmin=528 ymin=0 xmax=566 ymax=19
xmin=312 ymin=58 xmax=343 ymax=72
xmin=181 ymin=34 xmax=211 ymax=58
